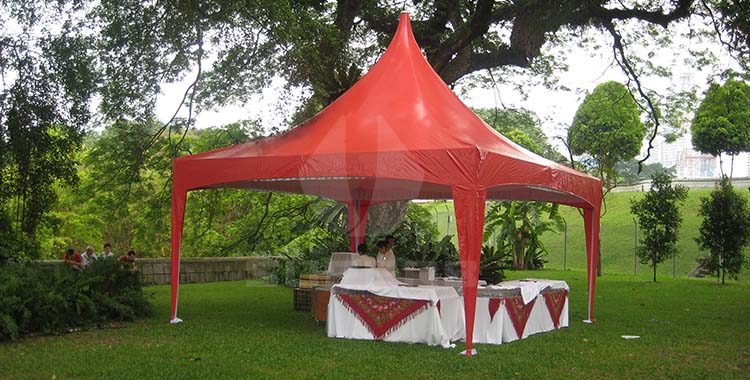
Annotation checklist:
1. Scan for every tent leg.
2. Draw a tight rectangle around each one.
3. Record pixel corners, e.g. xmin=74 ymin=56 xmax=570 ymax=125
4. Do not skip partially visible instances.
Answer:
xmin=583 ymin=207 xmax=600 ymax=323
xmin=171 ymin=188 xmax=187 ymax=324
xmin=346 ymin=200 xmax=370 ymax=251
xmin=452 ymin=186 xmax=487 ymax=357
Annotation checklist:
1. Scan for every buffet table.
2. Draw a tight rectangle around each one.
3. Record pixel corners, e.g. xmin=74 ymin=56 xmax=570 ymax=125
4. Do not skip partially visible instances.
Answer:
xmin=470 ymin=279 xmax=569 ymax=344
xmin=326 ymin=269 xmax=569 ymax=347
xmin=327 ymin=268 xmax=463 ymax=347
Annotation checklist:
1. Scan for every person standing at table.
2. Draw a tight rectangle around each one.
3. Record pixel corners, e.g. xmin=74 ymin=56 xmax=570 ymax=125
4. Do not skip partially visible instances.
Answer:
xmin=354 ymin=243 xmax=376 ymax=268
xmin=376 ymin=240 xmax=396 ymax=275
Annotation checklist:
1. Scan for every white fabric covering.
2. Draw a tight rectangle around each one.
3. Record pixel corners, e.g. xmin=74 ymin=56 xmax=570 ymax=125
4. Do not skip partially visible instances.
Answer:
xmin=473 ymin=279 xmax=570 ymax=344
xmin=334 ymin=268 xmax=456 ymax=305
xmin=327 ymin=292 xmax=455 ymax=348
xmin=329 ymin=270 xmax=461 ymax=347
xmin=327 ymin=275 xmax=569 ymax=347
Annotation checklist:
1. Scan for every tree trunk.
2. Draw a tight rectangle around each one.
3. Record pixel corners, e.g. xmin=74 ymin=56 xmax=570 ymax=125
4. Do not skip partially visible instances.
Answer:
xmin=653 ymin=253 xmax=657 ymax=283
xmin=513 ymin=240 xmax=523 ymax=270
xmin=730 ymin=154 xmax=735 ymax=178
xmin=366 ymin=201 xmax=409 ymax=235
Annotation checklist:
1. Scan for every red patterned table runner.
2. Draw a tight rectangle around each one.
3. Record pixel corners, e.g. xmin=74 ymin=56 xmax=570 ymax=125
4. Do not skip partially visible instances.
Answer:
xmin=488 ymin=298 xmax=502 ymax=323
xmin=542 ymin=289 xmax=568 ymax=329
xmin=335 ymin=293 xmax=430 ymax=339
xmin=504 ymin=296 xmax=536 ymax=338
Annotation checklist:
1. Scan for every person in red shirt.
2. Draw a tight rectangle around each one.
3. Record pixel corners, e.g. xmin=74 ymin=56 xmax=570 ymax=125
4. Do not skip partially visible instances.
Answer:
xmin=63 ymin=248 xmax=83 ymax=271
xmin=118 ymin=250 xmax=137 ymax=271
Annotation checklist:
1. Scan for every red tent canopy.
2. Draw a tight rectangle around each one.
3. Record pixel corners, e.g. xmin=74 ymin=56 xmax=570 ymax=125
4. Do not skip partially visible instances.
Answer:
xmin=170 ymin=13 xmax=601 ymax=356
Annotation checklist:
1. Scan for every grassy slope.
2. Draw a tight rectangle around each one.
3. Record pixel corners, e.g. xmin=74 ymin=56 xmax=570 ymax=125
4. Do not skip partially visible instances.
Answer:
xmin=2 ymin=273 xmax=749 ymax=380
xmin=430 ymin=190 xmax=749 ymax=280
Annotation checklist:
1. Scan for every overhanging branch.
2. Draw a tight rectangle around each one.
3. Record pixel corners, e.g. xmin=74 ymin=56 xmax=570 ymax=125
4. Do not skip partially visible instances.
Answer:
xmin=603 ymin=19 xmax=661 ymax=174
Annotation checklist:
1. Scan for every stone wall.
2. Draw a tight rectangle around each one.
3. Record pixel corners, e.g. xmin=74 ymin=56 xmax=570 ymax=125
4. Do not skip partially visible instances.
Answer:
xmin=36 ymin=256 xmax=281 ymax=285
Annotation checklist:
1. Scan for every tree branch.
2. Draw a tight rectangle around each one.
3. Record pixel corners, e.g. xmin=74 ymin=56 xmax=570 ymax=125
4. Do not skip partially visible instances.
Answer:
xmin=593 ymin=0 xmax=695 ymax=28
xmin=428 ymin=0 xmax=495 ymax=73
xmin=603 ymin=19 xmax=662 ymax=174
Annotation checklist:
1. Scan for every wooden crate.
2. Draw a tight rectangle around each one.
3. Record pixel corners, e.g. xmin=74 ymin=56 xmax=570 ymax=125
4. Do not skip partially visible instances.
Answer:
xmin=298 ymin=274 xmax=334 ymax=289
xmin=293 ymin=288 xmax=312 ymax=312
xmin=312 ymin=286 xmax=331 ymax=322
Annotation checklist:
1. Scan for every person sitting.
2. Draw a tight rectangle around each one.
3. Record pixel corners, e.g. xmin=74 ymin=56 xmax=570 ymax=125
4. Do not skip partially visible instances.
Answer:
xmin=118 ymin=250 xmax=137 ymax=271
xmin=82 ymin=245 xmax=98 ymax=267
xmin=353 ymin=243 xmax=376 ymax=268
xmin=63 ymin=248 xmax=83 ymax=272
xmin=100 ymin=243 xmax=115 ymax=259
xmin=376 ymin=240 xmax=396 ymax=275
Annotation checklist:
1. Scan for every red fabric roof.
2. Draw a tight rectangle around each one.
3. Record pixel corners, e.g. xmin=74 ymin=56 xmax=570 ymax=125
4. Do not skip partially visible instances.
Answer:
xmin=173 ymin=13 xmax=600 ymax=209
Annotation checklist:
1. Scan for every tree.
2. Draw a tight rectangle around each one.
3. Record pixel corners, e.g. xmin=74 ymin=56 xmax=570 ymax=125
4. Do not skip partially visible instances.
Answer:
xmin=630 ymin=173 xmax=688 ymax=282
xmin=473 ymin=107 xmax=565 ymax=163
xmin=569 ymin=80 xmax=647 ymax=277
xmin=4 ymin=1 xmax=746 ymax=137
xmin=695 ymin=177 xmax=750 ymax=284
xmin=569 ymin=81 xmax=647 ymax=194
xmin=691 ymin=79 xmax=750 ymax=177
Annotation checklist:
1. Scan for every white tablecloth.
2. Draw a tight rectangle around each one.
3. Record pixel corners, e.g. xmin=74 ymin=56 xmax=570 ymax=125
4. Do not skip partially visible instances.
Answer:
xmin=472 ymin=279 xmax=569 ymax=344
xmin=326 ymin=276 xmax=569 ymax=347
xmin=327 ymin=284 xmax=461 ymax=348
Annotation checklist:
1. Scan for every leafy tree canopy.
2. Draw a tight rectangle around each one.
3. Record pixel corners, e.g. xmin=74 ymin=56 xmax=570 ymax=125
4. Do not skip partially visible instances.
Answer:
xmin=2 ymin=1 xmax=747 ymax=123
xmin=569 ymin=80 xmax=647 ymax=192
xmin=473 ymin=107 xmax=565 ymax=163
xmin=691 ymin=79 xmax=750 ymax=158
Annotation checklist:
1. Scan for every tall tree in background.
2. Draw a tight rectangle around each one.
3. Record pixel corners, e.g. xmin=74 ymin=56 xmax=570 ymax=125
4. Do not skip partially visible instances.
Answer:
xmin=568 ymin=80 xmax=647 ymax=276
xmin=569 ymin=81 xmax=647 ymax=195
xmin=691 ymin=79 xmax=750 ymax=177
xmin=696 ymin=177 xmax=750 ymax=285
xmin=630 ymin=173 xmax=688 ymax=282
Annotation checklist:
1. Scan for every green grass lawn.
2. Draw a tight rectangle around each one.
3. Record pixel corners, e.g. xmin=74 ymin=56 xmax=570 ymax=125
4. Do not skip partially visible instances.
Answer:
xmin=429 ymin=190 xmax=750 ymax=280
xmin=2 ymin=270 xmax=749 ymax=379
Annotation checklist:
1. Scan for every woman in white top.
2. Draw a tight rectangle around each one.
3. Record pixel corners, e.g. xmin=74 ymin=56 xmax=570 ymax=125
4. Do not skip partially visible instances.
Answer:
xmin=375 ymin=240 xmax=396 ymax=275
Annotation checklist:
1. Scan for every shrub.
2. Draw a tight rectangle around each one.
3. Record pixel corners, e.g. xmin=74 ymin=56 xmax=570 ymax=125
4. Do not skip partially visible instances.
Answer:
xmin=630 ymin=173 xmax=688 ymax=282
xmin=696 ymin=176 xmax=750 ymax=284
xmin=271 ymin=235 xmax=346 ymax=287
xmin=480 ymin=244 xmax=511 ymax=285
xmin=0 ymin=259 xmax=152 ymax=341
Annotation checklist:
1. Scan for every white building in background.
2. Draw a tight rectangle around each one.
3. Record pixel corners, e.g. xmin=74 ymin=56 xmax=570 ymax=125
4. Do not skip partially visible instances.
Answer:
xmin=642 ymin=71 xmax=750 ymax=179
xmin=645 ymin=134 xmax=748 ymax=179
